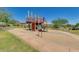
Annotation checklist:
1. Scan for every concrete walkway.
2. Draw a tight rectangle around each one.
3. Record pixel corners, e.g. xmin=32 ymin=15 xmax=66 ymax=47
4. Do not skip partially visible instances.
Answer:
xmin=8 ymin=28 xmax=79 ymax=52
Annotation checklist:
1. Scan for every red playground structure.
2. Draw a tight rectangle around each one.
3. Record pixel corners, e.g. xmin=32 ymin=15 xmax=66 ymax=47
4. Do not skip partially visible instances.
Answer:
xmin=26 ymin=11 xmax=47 ymax=31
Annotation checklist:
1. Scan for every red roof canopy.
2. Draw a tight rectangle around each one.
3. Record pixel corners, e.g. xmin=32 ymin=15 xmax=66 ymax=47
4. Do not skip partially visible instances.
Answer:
xmin=26 ymin=19 xmax=44 ymax=23
xmin=26 ymin=17 xmax=44 ymax=23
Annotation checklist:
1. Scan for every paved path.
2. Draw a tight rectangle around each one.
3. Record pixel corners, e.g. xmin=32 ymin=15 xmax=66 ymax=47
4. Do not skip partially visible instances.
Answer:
xmin=8 ymin=28 xmax=79 ymax=52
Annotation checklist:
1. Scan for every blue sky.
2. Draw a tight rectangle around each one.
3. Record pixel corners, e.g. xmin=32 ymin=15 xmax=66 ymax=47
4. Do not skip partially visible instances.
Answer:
xmin=4 ymin=7 xmax=79 ymax=24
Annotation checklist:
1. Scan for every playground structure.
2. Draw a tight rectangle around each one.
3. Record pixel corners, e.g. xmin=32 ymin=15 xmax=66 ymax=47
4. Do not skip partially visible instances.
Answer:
xmin=26 ymin=11 xmax=48 ymax=31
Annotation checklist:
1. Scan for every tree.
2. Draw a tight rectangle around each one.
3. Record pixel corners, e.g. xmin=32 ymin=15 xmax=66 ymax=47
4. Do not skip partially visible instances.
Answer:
xmin=0 ymin=8 xmax=21 ymax=27
xmin=75 ymin=23 xmax=79 ymax=27
xmin=52 ymin=18 xmax=68 ymax=28
xmin=0 ymin=8 xmax=11 ymax=25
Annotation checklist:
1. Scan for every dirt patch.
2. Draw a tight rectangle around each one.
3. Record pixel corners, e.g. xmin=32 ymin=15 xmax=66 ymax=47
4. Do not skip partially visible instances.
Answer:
xmin=8 ymin=28 xmax=79 ymax=52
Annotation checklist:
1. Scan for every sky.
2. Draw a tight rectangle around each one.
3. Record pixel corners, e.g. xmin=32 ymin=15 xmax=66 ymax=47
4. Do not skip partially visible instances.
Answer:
xmin=4 ymin=7 xmax=79 ymax=24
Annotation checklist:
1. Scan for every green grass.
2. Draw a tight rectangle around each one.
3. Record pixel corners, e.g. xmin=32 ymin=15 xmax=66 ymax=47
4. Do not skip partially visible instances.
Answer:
xmin=60 ymin=29 xmax=79 ymax=35
xmin=69 ymin=30 xmax=79 ymax=35
xmin=0 ymin=29 xmax=37 ymax=52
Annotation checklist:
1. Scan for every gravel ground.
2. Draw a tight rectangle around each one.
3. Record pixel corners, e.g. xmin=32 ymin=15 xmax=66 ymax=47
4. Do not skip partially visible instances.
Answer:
xmin=8 ymin=28 xmax=79 ymax=52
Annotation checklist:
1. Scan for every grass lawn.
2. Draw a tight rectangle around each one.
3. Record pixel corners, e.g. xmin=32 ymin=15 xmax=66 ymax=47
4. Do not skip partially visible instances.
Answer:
xmin=59 ymin=29 xmax=79 ymax=35
xmin=0 ymin=29 xmax=37 ymax=52
xmin=69 ymin=30 xmax=79 ymax=35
